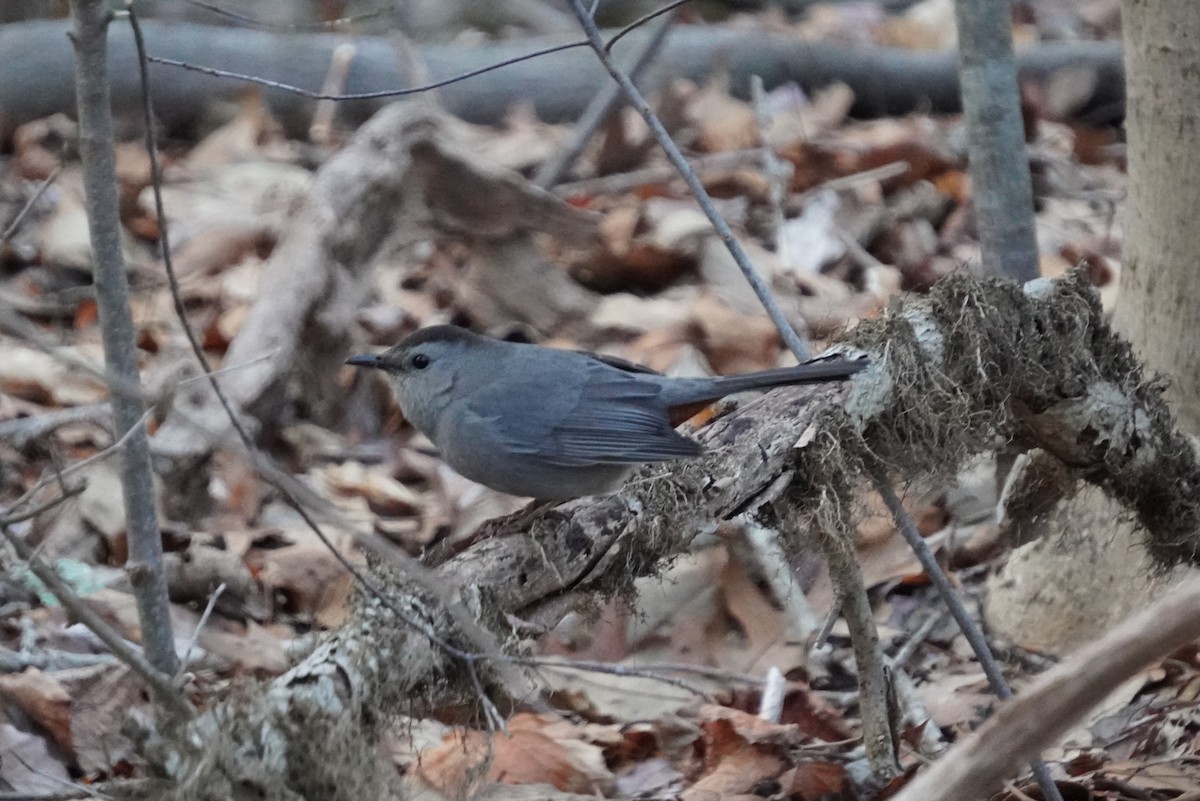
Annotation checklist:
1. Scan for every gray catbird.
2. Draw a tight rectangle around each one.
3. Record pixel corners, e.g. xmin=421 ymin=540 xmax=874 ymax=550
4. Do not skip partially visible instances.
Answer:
xmin=347 ymin=325 xmax=866 ymax=500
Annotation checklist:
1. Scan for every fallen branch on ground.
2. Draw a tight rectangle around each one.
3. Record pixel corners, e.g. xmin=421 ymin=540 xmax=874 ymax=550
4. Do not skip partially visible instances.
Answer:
xmin=0 ymin=19 xmax=1124 ymax=141
xmin=892 ymin=574 xmax=1200 ymax=801
xmin=157 ymin=271 xmax=1200 ymax=798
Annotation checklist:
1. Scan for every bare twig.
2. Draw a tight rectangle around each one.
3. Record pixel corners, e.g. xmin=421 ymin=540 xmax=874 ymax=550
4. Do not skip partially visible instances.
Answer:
xmin=806 ymin=486 xmax=900 ymax=779
xmin=513 ymin=656 xmax=715 ymax=698
xmin=4 ymin=408 xmax=154 ymax=523
xmin=0 ymin=482 xmax=86 ymax=526
xmin=751 ymin=75 xmax=791 ymax=256
xmin=799 ymin=160 xmax=910 ymax=200
xmin=147 ymin=41 xmax=590 ymax=101
xmin=736 ymin=522 xmax=821 ymax=640
xmin=0 ymin=306 xmax=148 ymax=405
xmin=570 ymin=2 xmax=809 ymax=358
xmin=521 ymin=655 xmax=761 ymax=686
xmin=869 ymin=464 xmax=1064 ymax=801
xmin=0 ymin=644 xmax=115 ymax=672
xmin=534 ymin=5 xmax=677 ymax=188
xmin=67 ymin=0 xmax=177 ymax=677
xmin=566 ymin=0 xmax=810 ymax=359
xmin=0 ymin=403 xmax=112 ymax=447
xmin=603 ymin=0 xmax=689 ymax=52
xmin=552 ymin=148 xmax=765 ymax=197
xmin=1 ymin=164 xmax=64 ymax=245
xmin=127 ymin=6 xmax=471 ymax=658
xmin=177 ymin=582 xmax=225 ymax=678
xmin=758 ymin=666 xmax=786 ymax=722
xmin=128 ymin=10 xmax=535 ymax=711
xmin=309 ymin=42 xmax=357 ymax=145
xmin=144 ymin=1 xmax=690 ymax=107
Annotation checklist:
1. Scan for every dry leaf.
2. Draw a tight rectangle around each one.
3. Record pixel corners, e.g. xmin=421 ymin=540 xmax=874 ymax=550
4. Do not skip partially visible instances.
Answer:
xmin=690 ymin=292 xmax=780 ymax=375
xmin=12 ymin=113 xmax=76 ymax=180
xmin=52 ymin=662 xmax=142 ymax=774
xmin=717 ymin=554 xmax=803 ymax=675
xmin=417 ymin=714 xmax=614 ymax=797
xmin=245 ymin=524 xmax=360 ymax=623
xmin=0 ymin=723 xmax=70 ymax=794
xmin=0 ymin=338 xmax=109 ymax=406
xmin=0 ymin=668 xmax=72 ymax=751
xmin=687 ymin=78 xmax=759 ymax=154
xmin=184 ymin=90 xmax=288 ymax=169
xmin=783 ymin=760 xmax=847 ymax=800
xmin=321 ymin=461 xmax=422 ymax=517
xmin=681 ymin=715 xmax=790 ymax=801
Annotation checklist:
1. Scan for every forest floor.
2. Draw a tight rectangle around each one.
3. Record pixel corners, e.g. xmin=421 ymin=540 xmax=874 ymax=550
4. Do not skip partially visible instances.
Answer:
xmin=5 ymin=1 xmax=1197 ymax=799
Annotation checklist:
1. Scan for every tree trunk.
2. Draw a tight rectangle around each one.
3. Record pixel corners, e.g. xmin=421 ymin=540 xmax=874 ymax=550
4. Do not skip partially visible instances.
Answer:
xmin=986 ymin=0 xmax=1200 ymax=654
xmin=1113 ymin=0 xmax=1200 ymax=435
xmin=954 ymin=0 xmax=1038 ymax=282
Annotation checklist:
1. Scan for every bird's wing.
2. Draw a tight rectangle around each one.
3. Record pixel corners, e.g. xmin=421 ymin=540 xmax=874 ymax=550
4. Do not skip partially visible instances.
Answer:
xmin=468 ymin=364 xmax=701 ymax=467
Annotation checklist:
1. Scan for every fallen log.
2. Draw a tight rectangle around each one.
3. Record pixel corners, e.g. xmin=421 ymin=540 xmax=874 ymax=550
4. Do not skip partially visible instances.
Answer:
xmin=0 ymin=19 xmax=1124 ymax=142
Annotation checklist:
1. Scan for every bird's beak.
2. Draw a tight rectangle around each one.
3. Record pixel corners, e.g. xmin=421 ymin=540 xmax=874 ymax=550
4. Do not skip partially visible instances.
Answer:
xmin=346 ymin=353 xmax=383 ymax=369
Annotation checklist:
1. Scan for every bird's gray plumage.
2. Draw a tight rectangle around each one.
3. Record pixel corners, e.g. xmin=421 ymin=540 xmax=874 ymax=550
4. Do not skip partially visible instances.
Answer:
xmin=348 ymin=325 xmax=866 ymax=499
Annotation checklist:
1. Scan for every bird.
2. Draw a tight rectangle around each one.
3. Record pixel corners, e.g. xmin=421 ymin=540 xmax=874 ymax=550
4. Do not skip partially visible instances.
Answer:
xmin=347 ymin=325 xmax=866 ymax=500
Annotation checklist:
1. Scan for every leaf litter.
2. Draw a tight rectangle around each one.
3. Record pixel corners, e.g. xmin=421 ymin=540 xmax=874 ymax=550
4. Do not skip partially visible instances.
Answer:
xmin=0 ymin=1 xmax=1177 ymax=798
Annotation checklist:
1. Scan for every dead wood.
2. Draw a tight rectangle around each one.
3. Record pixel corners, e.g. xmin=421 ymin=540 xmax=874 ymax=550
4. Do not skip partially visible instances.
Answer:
xmin=157 ymin=271 xmax=1200 ymax=800
xmin=892 ymin=574 xmax=1200 ymax=801
xmin=0 ymin=19 xmax=1124 ymax=143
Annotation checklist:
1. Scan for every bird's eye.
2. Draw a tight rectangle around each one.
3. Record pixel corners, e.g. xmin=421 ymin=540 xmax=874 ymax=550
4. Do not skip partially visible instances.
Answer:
xmin=411 ymin=353 xmax=431 ymax=370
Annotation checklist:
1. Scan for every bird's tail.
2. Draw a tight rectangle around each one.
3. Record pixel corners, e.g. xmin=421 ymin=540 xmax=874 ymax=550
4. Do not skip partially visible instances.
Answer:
xmin=664 ymin=355 xmax=868 ymax=407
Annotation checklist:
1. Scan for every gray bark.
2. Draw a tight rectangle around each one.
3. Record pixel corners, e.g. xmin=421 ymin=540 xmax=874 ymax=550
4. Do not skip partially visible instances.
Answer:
xmin=1113 ymin=0 xmax=1200 ymax=434
xmin=0 ymin=19 xmax=1125 ymax=141
xmin=67 ymin=0 xmax=178 ymax=676
xmin=955 ymin=0 xmax=1039 ymax=282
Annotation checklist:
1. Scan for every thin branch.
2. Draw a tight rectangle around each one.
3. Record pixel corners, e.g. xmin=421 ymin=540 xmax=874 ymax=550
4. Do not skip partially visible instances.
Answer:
xmin=176 ymin=582 xmax=225 ymax=678
xmin=0 ymin=306 xmax=148 ymax=405
xmin=512 ymin=656 xmax=716 ymax=698
xmin=128 ymin=5 xmax=470 ymax=660
xmin=565 ymin=0 xmax=811 ymax=360
xmin=751 ymin=75 xmax=791 ymax=256
xmin=807 ymin=486 xmax=900 ymax=779
xmin=143 ymin=1 xmax=689 ymax=106
xmin=128 ymin=9 xmax=534 ymax=709
xmin=534 ymin=4 xmax=677 ymax=188
xmin=869 ymin=463 xmax=1064 ymax=801
xmin=551 ymin=148 xmax=765 ymax=197
xmin=0 ymin=524 xmax=193 ymax=719
xmin=1 ymin=164 xmax=64 ymax=245
xmin=309 ymin=42 xmax=357 ymax=145
xmin=0 ymin=403 xmax=112 ymax=447
xmin=4 ymin=408 xmax=154 ymax=521
xmin=758 ymin=666 xmax=786 ymax=722
xmin=603 ymin=0 xmax=689 ymax=52
xmin=67 ymin=0 xmax=177 ymax=677
xmin=146 ymin=40 xmax=590 ymax=102
xmin=799 ymin=160 xmax=910 ymax=200
xmin=0 ymin=482 xmax=86 ymax=526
